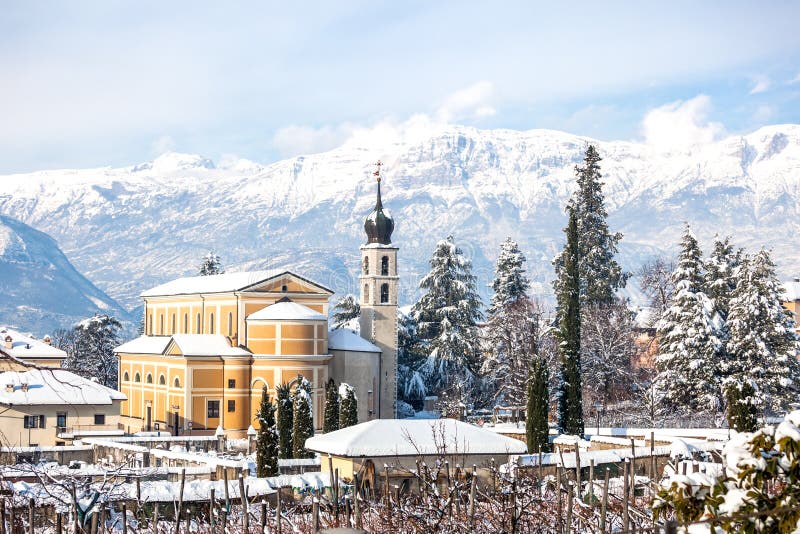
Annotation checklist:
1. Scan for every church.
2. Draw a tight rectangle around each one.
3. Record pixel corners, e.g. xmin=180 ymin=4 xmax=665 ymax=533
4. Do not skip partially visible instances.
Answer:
xmin=115 ymin=172 xmax=398 ymax=435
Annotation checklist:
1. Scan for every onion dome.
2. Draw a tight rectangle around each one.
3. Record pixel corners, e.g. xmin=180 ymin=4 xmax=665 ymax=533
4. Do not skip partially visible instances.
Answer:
xmin=364 ymin=164 xmax=394 ymax=245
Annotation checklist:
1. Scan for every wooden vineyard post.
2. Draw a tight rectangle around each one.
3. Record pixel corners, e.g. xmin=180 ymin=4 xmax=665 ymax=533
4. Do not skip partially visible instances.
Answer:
xmin=260 ymin=500 xmax=267 ymax=532
xmin=588 ymin=458 xmax=595 ymax=506
xmin=565 ymin=482 xmax=573 ymax=534
xmin=89 ymin=508 xmax=98 ymax=534
xmin=345 ymin=497 xmax=352 ymax=527
xmin=27 ymin=498 xmax=33 ymax=534
xmin=0 ymin=497 xmax=5 ymax=534
xmin=600 ymin=468 xmax=609 ymax=532
xmin=185 ymin=508 xmax=190 ymax=534
xmin=223 ymin=469 xmax=230 ymax=514
xmin=444 ymin=461 xmax=452 ymax=520
xmin=334 ymin=467 xmax=340 ymax=520
xmin=556 ymin=465 xmax=563 ymax=534
xmin=538 ymin=446 xmax=543 ymax=497
xmin=353 ymin=474 xmax=362 ymax=529
xmin=136 ymin=478 xmax=141 ymax=503
xmin=575 ymin=447 xmax=581 ymax=499
xmin=238 ymin=474 xmax=249 ymax=534
xmin=275 ymin=487 xmax=282 ymax=534
xmin=121 ymin=504 xmax=127 ymax=534
xmin=55 ymin=512 xmax=63 ymax=534
xmin=71 ymin=485 xmax=79 ymax=534
xmin=623 ymin=460 xmax=630 ymax=532
xmin=174 ymin=468 xmax=186 ymax=534
xmin=650 ymin=431 xmax=656 ymax=489
xmin=209 ymin=489 xmax=215 ymax=534
xmin=468 ymin=465 xmax=477 ymax=528
xmin=153 ymin=503 xmax=159 ymax=534
xmin=312 ymin=498 xmax=319 ymax=534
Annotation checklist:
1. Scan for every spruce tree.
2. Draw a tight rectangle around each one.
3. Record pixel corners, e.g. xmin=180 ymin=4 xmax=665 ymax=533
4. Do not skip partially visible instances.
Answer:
xmin=654 ymin=226 xmax=722 ymax=416
xmin=292 ymin=376 xmax=315 ymax=458
xmin=255 ymin=386 xmax=279 ymax=477
xmin=727 ymin=250 xmax=800 ymax=413
xmin=554 ymin=145 xmax=625 ymax=307
xmin=331 ymin=295 xmax=360 ymax=329
xmin=323 ymin=379 xmax=340 ymax=433
xmin=339 ymin=383 xmax=358 ymax=428
xmin=398 ymin=312 xmax=427 ymax=404
xmin=555 ymin=208 xmax=584 ymax=436
xmin=526 ymin=354 xmax=550 ymax=453
xmin=275 ymin=382 xmax=293 ymax=459
xmin=199 ymin=251 xmax=224 ymax=276
xmin=411 ymin=235 xmax=483 ymax=396
xmin=488 ymin=238 xmax=530 ymax=314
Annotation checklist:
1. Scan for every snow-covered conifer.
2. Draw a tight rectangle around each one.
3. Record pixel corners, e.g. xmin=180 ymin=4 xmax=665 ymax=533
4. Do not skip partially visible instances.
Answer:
xmin=331 ymin=295 xmax=360 ymax=330
xmin=292 ymin=376 xmax=314 ymax=458
xmin=275 ymin=382 xmax=293 ymax=459
xmin=63 ymin=313 xmax=122 ymax=389
xmin=655 ymin=226 xmax=722 ymax=416
xmin=199 ymin=251 xmax=224 ymax=276
xmin=488 ymin=238 xmax=530 ymax=315
xmin=554 ymin=145 xmax=625 ymax=307
xmin=411 ymin=235 xmax=483 ymax=397
xmin=397 ymin=312 xmax=427 ymax=404
xmin=339 ymin=383 xmax=358 ymax=428
xmin=323 ymin=379 xmax=339 ymax=433
xmin=726 ymin=249 xmax=800 ymax=413
xmin=255 ymin=386 xmax=279 ymax=477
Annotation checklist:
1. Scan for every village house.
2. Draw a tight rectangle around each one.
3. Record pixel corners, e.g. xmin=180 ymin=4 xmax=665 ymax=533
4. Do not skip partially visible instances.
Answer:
xmin=0 ymin=327 xmax=66 ymax=369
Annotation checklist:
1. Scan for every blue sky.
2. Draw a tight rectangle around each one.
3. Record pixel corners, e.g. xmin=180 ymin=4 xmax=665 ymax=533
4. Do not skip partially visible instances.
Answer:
xmin=1 ymin=1 xmax=799 ymax=173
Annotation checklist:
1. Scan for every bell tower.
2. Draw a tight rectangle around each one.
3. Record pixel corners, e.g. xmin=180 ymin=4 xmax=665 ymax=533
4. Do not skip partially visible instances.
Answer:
xmin=359 ymin=161 xmax=398 ymax=419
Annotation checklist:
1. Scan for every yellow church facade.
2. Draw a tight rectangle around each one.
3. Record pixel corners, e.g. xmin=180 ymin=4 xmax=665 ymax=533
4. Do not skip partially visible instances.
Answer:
xmin=116 ymin=271 xmax=338 ymax=435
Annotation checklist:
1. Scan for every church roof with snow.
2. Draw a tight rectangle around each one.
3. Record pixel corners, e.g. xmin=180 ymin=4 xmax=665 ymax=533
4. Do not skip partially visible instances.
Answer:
xmin=115 ymin=336 xmax=172 ymax=354
xmin=0 ymin=327 xmax=66 ymax=360
xmin=141 ymin=269 xmax=332 ymax=297
xmin=305 ymin=418 xmax=527 ymax=457
xmin=247 ymin=301 xmax=327 ymax=321
xmin=327 ymin=328 xmax=381 ymax=353
xmin=0 ymin=369 xmax=126 ymax=406
xmin=169 ymin=335 xmax=251 ymax=357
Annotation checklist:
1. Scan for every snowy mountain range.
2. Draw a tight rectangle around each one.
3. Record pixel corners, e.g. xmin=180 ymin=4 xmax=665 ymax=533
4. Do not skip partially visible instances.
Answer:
xmin=0 ymin=215 xmax=132 ymax=334
xmin=1 ymin=124 xmax=799 ymax=318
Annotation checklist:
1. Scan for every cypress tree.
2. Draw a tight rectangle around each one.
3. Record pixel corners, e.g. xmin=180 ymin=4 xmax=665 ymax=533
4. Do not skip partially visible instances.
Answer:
xmin=526 ymin=355 xmax=550 ymax=453
xmin=275 ymin=382 xmax=293 ymax=459
xmin=323 ymin=379 xmax=340 ymax=433
xmin=339 ymin=383 xmax=358 ymax=428
xmin=255 ymin=386 xmax=278 ymax=477
xmin=725 ymin=381 xmax=758 ymax=433
xmin=556 ymin=207 xmax=584 ymax=436
xmin=292 ymin=375 xmax=315 ymax=459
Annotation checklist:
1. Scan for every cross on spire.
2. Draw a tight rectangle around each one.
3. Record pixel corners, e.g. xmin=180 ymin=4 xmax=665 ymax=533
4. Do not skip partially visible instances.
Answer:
xmin=373 ymin=160 xmax=382 ymax=183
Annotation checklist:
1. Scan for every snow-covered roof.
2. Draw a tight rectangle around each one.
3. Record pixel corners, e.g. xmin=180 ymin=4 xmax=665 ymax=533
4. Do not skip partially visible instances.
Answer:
xmin=305 ymin=419 xmax=527 ymax=457
xmin=247 ymin=301 xmax=326 ymax=321
xmin=169 ymin=335 xmax=251 ymax=357
xmin=328 ymin=328 xmax=381 ymax=353
xmin=114 ymin=336 xmax=171 ymax=354
xmin=0 ymin=327 xmax=66 ymax=360
xmin=0 ymin=369 xmax=126 ymax=405
xmin=782 ymin=279 xmax=800 ymax=302
xmin=141 ymin=269 xmax=331 ymax=297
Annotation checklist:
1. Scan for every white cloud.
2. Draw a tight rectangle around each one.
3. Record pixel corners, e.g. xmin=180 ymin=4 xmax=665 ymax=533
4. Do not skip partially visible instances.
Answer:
xmin=435 ymin=81 xmax=496 ymax=123
xmin=788 ymin=72 xmax=800 ymax=85
xmin=641 ymin=95 xmax=724 ymax=153
xmin=151 ymin=135 xmax=176 ymax=156
xmin=752 ymin=104 xmax=774 ymax=123
xmin=749 ymin=75 xmax=771 ymax=95
xmin=272 ymin=123 xmax=358 ymax=158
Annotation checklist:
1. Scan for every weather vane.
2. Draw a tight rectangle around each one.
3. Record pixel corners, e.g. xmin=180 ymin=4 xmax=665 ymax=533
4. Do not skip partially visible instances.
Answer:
xmin=373 ymin=160 xmax=382 ymax=183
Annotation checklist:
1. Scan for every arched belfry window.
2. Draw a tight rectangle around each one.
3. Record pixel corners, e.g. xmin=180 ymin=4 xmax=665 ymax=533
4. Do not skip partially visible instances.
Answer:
xmin=380 ymin=283 xmax=389 ymax=304
xmin=196 ymin=313 xmax=201 ymax=333
xmin=364 ymin=284 xmax=370 ymax=304
xmin=209 ymin=313 xmax=215 ymax=334
xmin=363 ymin=256 xmax=369 ymax=274
xmin=381 ymin=256 xmax=389 ymax=276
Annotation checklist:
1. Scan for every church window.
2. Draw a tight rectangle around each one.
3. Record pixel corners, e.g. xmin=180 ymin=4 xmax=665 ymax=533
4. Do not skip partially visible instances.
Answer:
xmin=123 ymin=371 xmax=129 ymax=382
xmin=159 ymin=314 xmax=164 ymax=334
xmin=228 ymin=313 xmax=233 ymax=336
xmin=159 ymin=374 xmax=166 ymax=385
xmin=381 ymin=256 xmax=389 ymax=275
xmin=184 ymin=313 xmax=188 ymax=333
xmin=228 ymin=400 xmax=235 ymax=412
xmin=210 ymin=313 xmax=215 ymax=334
xmin=146 ymin=373 xmax=153 ymax=384
xmin=380 ymin=283 xmax=389 ymax=303
xmin=171 ymin=314 xmax=176 ymax=334
xmin=363 ymin=257 xmax=369 ymax=274
xmin=364 ymin=284 xmax=370 ymax=303
xmin=281 ymin=284 xmax=288 ymax=292
xmin=134 ymin=373 xmax=141 ymax=383
xmin=207 ymin=400 xmax=220 ymax=418
xmin=174 ymin=376 xmax=181 ymax=388
xmin=196 ymin=313 xmax=201 ymax=333
xmin=228 ymin=379 xmax=236 ymax=389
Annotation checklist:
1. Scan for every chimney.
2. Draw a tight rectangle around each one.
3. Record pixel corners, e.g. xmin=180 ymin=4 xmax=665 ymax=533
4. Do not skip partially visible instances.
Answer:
xmin=5 ymin=384 xmax=13 ymax=393
xmin=20 ymin=383 xmax=28 ymax=392
xmin=3 ymin=336 xmax=12 ymax=349
xmin=794 ymin=277 xmax=800 ymax=283
xmin=43 ymin=335 xmax=51 ymax=346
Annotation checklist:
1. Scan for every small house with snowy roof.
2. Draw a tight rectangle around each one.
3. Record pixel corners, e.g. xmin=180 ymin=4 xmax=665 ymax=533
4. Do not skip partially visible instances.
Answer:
xmin=0 ymin=327 xmax=67 ymax=369
xmin=116 ymin=171 xmax=399 ymax=435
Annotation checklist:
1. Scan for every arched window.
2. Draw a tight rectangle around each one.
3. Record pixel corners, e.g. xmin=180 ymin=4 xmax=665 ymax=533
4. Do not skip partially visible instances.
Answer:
xmin=363 ymin=284 xmax=370 ymax=303
xmin=146 ymin=373 xmax=153 ymax=384
xmin=363 ymin=256 xmax=369 ymax=274
xmin=134 ymin=372 xmax=141 ymax=383
xmin=171 ymin=314 xmax=176 ymax=334
xmin=159 ymin=314 xmax=164 ymax=334
xmin=196 ymin=313 xmax=201 ymax=333
xmin=380 ymin=283 xmax=389 ymax=304
xmin=209 ymin=313 xmax=215 ymax=334
xmin=123 ymin=371 xmax=129 ymax=382
xmin=158 ymin=374 xmax=166 ymax=385
xmin=174 ymin=376 xmax=181 ymax=388
xmin=227 ymin=312 xmax=233 ymax=337
xmin=184 ymin=313 xmax=188 ymax=334
xmin=147 ymin=315 xmax=152 ymax=335
xmin=381 ymin=256 xmax=389 ymax=276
